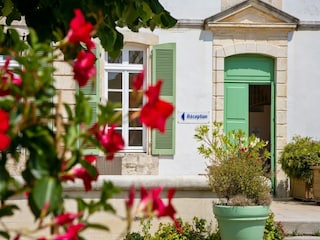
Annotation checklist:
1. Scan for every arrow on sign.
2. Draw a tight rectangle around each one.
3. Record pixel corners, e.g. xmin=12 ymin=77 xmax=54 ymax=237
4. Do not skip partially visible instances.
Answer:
xmin=181 ymin=112 xmax=185 ymax=121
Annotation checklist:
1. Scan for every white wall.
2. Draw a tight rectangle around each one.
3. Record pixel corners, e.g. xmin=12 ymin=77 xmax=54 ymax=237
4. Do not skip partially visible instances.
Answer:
xmin=287 ymin=30 xmax=320 ymax=140
xmin=159 ymin=0 xmax=220 ymax=19
xmin=154 ymin=0 xmax=320 ymax=175
xmin=153 ymin=28 xmax=213 ymax=175
xmin=283 ymin=0 xmax=320 ymax=21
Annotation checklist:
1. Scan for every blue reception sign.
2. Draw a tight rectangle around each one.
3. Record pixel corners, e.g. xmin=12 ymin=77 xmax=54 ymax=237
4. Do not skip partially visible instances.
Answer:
xmin=178 ymin=111 xmax=210 ymax=124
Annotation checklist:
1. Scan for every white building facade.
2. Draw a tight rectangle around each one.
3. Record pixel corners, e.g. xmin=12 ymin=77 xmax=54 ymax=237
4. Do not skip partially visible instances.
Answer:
xmin=73 ymin=0 xmax=320 ymax=197
xmin=7 ymin=0 xmax=320 ymax=197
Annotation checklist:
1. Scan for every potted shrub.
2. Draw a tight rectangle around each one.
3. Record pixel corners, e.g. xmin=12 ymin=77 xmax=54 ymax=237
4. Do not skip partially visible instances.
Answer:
xmin=195 ymin=122 xmax=272 ymax=240
xmin=279 ymin=136 xmax=320 ymax=200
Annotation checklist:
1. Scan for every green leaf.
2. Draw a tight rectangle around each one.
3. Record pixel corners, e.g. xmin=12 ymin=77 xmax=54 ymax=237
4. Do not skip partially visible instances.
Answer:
xmin=160 ymin=12 xmax=177 ymax=28
xmin=0 ymin=231 xmax=10 ymax=239
xmin=100 ymin=181 xmax=120 ymax=203
xmin=76 ymin=198 xmax=88 ymax=213
xmin=86 ymin=223 xmax=109 ymax=232
xmin=0 ymin=204 xmax=19 ymax=218
xmin=30 ymin=177 xmax=62 ymax=217
xmin=65 ymin=125 xmax=79 ymax=149
xmin=0 ymin=166 xmax=13 ymax=201
xmin=2 ymin=0 xmax=13 ymax=16
xmin=64 ymin=103 xmax=74 ymax=121
xmin=75 ymin=91 xmax=93 ymax=125
xmin=5 ymin=7 xmax=21 ymax=25
xmin=28 ymin=28 xmax=39 ymax=48
xmin=87 ymin=201 xmax=102 ymax=215
xmin=79 ymin=159 xmax=97 ymax=178
xmin=147 ymin=0 xmax=164 ymax=14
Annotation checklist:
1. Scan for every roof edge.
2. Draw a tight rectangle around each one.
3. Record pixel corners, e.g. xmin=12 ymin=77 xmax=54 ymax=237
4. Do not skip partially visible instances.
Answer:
xmin=204 ymin=0 xmax=299 ymax=25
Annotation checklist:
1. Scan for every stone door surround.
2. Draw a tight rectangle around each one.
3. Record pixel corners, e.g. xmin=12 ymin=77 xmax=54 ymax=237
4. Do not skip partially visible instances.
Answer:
xmin=204 ymin=0 xmax=298 ymax=196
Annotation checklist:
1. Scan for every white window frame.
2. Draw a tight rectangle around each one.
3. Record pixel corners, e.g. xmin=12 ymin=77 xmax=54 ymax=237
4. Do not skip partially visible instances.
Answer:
xmin=104 ymin=45 xmax=147 ymax=152
xmin=0 ymin=55 xmax=19 ymax=68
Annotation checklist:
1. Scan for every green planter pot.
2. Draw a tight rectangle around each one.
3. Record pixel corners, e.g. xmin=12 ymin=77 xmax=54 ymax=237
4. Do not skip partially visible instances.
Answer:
xmin=213 ymin=205 xmax=270 ymax=240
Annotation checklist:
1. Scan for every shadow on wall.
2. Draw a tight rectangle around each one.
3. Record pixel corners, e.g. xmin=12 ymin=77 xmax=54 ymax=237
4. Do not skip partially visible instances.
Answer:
xmin=199 ymin=30 xmax=213 ymax=42
xmin=276 ymin=178 xmax=290 ymax=198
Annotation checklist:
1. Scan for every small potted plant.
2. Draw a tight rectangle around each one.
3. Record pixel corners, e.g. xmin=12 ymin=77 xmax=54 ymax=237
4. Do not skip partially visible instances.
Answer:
xmin=279 ymin=135 xmax=320 ymax=200
xmin=195 ymin=122 xmax=272 ymax=240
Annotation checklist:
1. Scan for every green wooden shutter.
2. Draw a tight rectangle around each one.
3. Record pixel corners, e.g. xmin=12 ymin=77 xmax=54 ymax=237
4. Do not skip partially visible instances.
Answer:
xmin=80 ymin=48 xmax=100 ymax=155
xmin=151 ymin=43 xmax=176 ymax=155
xmin=224 ymin=83 xmax=249 ymax=135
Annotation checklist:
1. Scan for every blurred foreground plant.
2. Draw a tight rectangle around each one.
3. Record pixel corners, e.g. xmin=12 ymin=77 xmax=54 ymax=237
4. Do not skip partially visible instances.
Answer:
xmin=0 ymin=4 xmax=178 ymax=239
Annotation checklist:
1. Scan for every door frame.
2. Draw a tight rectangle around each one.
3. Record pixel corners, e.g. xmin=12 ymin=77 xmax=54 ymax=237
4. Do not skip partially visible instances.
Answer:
xmin=224 ymin=54 xmax=276 ymax=192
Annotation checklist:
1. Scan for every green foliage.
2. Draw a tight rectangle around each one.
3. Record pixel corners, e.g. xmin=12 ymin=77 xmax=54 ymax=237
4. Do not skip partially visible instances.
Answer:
xmin=279 ymin=135 xmax=320 ymax=185
xmin=264 ymin=212 xmax=285 ymax=240
xmin=124 ymin=232 xmax=145 ymax=240
xmin=124 ymin=217 xmax=220 ymax=240
xmin=0 ymin=24 xmax=122 ymax=217
xmin=125 ymin=214 xmax=285 ymax=240
xmin=195 ymin=122 xmax=271 ymax=206
xmin=2 ymin=0 xmax=177 ymax=57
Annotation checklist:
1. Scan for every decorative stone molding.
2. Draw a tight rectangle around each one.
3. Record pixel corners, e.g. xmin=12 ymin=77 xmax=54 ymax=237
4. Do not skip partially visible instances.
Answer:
xmin=206 ymin=0 xmax=298 ymax=31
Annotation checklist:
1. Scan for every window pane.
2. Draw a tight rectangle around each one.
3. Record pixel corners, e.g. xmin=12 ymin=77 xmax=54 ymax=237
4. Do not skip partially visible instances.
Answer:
xmin=113 ymin=110 xmax=123 ymax=127
xmin=129 ymin=111 xmax=142 ymax=127
xmin=107 ymin=52 xmax=122 ymax=63
xmin=129 ymin=51 xmax=143 ymax=64
xmin=108 ymin=92 xmax=122 ymax=106
xmin=0 ymin=55 xmax=8 ymax=61
xmin=129 ymin=130 xmax=142 ymax=146
xmin=129 ymin=72 xmax=144 ymax=90
xmin=108 ymin=72 xmax=122 ymax=89
xmin=129 ymin=91 xmax=143 ymax=108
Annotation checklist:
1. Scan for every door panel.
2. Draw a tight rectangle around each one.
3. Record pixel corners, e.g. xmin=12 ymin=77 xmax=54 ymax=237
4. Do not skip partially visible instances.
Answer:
xmin=224 ymin=83 xmax=249 ymax=135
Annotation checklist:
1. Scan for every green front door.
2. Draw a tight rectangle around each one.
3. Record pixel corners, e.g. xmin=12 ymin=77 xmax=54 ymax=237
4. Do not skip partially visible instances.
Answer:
xmin=224 ymin=54 xmax=275 ymax=190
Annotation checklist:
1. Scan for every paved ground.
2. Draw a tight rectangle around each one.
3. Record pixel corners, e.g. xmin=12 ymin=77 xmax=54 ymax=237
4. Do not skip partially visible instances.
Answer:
xmin=271 ymin=199 xmax=320 ymax=239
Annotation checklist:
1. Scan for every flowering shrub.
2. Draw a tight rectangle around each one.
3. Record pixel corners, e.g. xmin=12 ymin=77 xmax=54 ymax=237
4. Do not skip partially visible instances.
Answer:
xmin=279 ymin=135 xmax=320 ymax=185
xmin=195 ymin=122 xmax=271 ymax=206
xmin=0 ymin=7 xmax=178 ymax=240
xmin=125 ymin=217 xmax=219 ymax=240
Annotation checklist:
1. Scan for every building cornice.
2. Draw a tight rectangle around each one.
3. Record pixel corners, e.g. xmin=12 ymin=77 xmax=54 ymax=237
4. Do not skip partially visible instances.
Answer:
xmin=297 ymin=21 xmax=320 ymax=30
xmin=175 ymin=19 xmax=204 ymax=29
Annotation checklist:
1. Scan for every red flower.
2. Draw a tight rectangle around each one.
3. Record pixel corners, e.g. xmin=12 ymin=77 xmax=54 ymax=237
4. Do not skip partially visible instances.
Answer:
xmin=132 ymin=69 xmax=145 ymax=91
xmin=54 ymin=223 xmax=85 ymax=240
xmin=0 ymin=109 xmax=10 ymax=151
xmin=140 ymin=80 xmax=174 ymax=133
xmin=0 ymin=109 xmax=9 ymax=132
xmin=95 ymin=124 xmax=124 ymax=160
xmin=240 ymin=147 xmax=247 ymax=152
xmin=133 ymin=186 xmax=180 ymax=230
xmin=125 ymin=185 xmax=135 ymax=209
xmin=83 ymin=154 xmax=96 ymax=164
xmin=0 ymin=133 xmax=10 ymax=151
xmin=55 ymin=212 xmax=83 ymax=226
xmin=66 ymin=9 xmax=95 ymax=50
xmin=65 ymin=155 xmax=98 ymax=191
xmin=157 ymin=188 xmax=181 ymax=232
xmin=138 ymin=186 xmax=165 ymax=216
xmin=73 ymin=50 xmax=96 ymax=87
xmin=13 ymin=234 xmax=20 ymax=240
xmin=0 ymin=58 xmax=22 ymax=96
xmin=144 ymin=80 xmax=162 ymax=104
